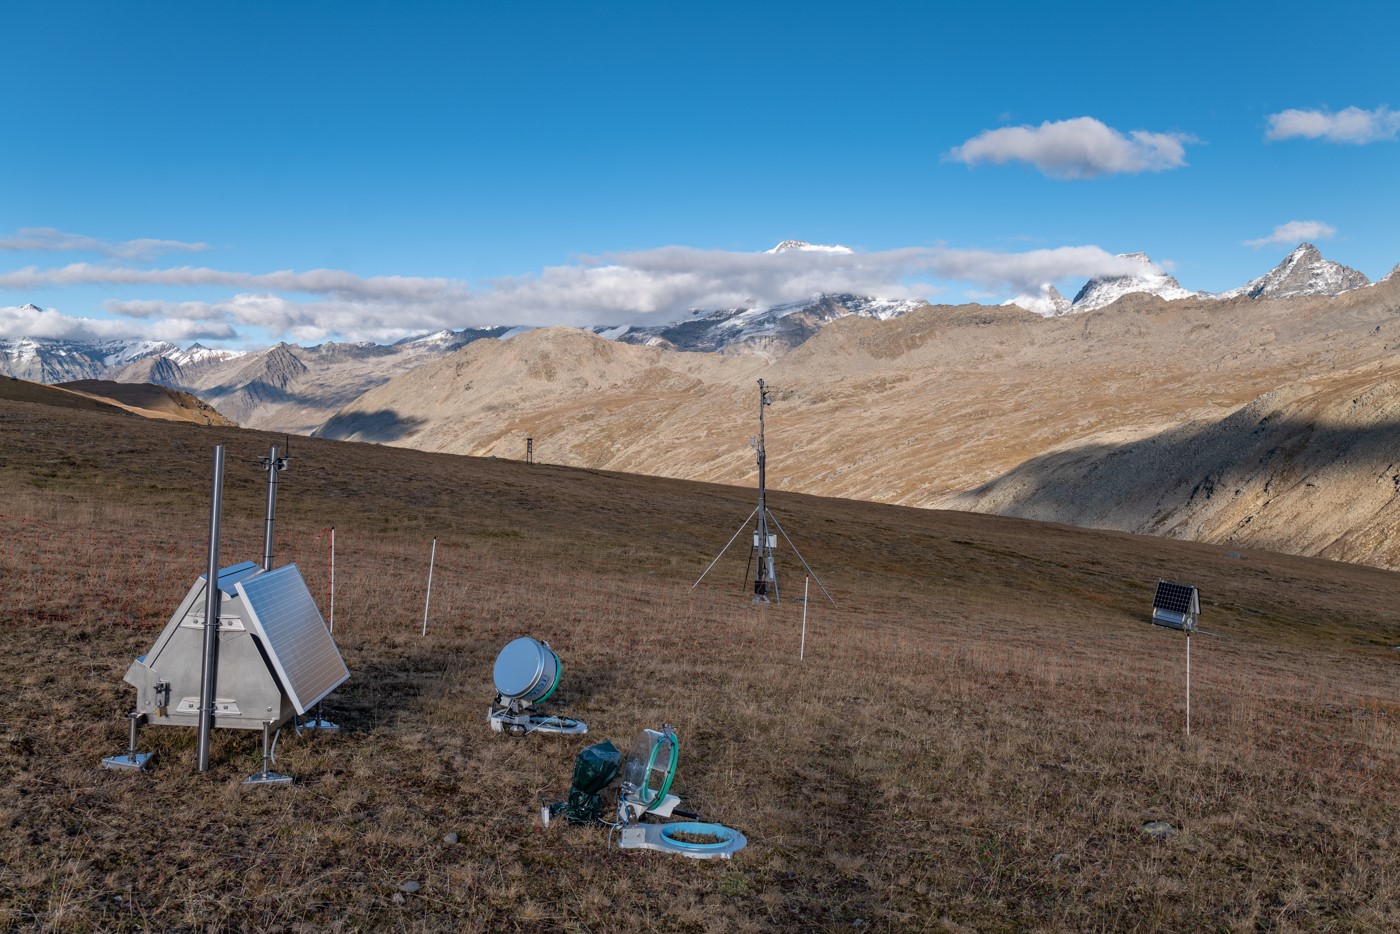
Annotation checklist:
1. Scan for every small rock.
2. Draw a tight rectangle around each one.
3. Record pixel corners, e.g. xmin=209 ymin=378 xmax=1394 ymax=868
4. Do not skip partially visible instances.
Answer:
xmin=398 ymin=880 xmax=422 ymax=894
xmin=1141 ymin=821 xmax=1176 ymax=840
xmin=391 ymin=892 xmax=405 ymax=906
xmin=443 ymin=832 xmax=459 ymax=845
xmin=1050 ymin=852 xmax=1068 ymax=870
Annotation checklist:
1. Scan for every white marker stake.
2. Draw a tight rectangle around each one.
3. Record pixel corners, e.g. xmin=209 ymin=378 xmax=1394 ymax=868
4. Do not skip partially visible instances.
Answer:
xmin=1185 ymin=632 xmax=1191 ymax=737
xmin=800 ymin=576 xmax=809 ymax=662
xmin=422 ymin=537 xmax=437 ymax=636
xmin=328 ymin=527 xmax=336 ymax=634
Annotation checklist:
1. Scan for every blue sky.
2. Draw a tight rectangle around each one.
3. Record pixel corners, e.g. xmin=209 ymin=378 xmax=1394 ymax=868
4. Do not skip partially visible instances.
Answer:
xmin=3 ymin=1 xmax=1399 ymax=347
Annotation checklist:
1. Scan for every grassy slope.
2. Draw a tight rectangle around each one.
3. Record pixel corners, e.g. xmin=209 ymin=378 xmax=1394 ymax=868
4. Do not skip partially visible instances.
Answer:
xmin=2 ymin=396 xmax=1400 ymax=931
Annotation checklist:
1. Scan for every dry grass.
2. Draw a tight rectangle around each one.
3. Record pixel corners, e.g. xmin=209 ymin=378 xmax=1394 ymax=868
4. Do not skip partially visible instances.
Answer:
xmin=3 ymin=396 xmax=1400 ymax=931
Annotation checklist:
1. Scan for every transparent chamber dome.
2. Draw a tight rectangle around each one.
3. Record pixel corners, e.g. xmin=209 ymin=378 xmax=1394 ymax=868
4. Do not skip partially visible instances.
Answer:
xmin=622 ymin=727 xmax=678 ymax=811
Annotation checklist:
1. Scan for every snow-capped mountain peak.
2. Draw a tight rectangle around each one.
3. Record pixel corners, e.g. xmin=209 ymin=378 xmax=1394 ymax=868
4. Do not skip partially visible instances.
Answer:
xmin=101 ymin=340 xmax=181 ymax=367
xmin=1071 ymin=252 xmax=1199 ymax=311
xmin=600 ymin=292 xmax=924 ymax=353
xmin=1004 ymin=283 xmax=1073 ymax=317
xmin=765 ymin=240 xmax=855 ymax=255
xmin=169 ymin=343 xmax=247 ymax=367
xmin=1216 ymin=242 xmax=1370 ymax=300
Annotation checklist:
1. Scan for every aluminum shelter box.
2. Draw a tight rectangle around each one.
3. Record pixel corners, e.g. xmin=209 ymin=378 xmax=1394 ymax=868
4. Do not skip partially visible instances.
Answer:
xmin=1150 ymin=580 xmax=1200 ymax=633
xmin=123 ymin=561 xmax=348 ymax=731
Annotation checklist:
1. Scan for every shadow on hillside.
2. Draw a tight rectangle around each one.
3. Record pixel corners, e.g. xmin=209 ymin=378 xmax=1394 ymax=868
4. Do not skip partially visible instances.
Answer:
xmin=956 ymin=403 xmax=1400 ymax=538
xmin=315 ymin=409 xmax=429 ymax=443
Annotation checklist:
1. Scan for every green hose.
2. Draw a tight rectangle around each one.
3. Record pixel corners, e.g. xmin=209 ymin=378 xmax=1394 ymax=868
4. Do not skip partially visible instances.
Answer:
xmin=641 ymin=730 xmax=679 ymax=812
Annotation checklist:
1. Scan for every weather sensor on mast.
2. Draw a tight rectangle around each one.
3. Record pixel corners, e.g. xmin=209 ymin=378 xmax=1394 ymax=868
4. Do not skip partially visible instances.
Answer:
xmin=694 ymin=379 xmax=833 ymax=605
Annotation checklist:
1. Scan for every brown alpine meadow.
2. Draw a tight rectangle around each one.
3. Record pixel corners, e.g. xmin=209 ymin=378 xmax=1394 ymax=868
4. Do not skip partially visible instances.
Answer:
xmin=3 ymin=389 xmax=1400 ymax=932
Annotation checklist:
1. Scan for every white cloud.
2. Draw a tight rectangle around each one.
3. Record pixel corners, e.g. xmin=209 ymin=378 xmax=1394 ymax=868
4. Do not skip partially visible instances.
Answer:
xmin=0 ymin=303 xmax=235 ymax=343
xmin=0 ymin=263 xmax=460 ymax=302
xmin=0 ymin=227 xmax=209 ymax=260
xmin=0 ymin=244 xmax=1166 ymax=344
xmin=1265 ymin=106 xmax=1400 ymax=144
xmin=947 ymin=117 xmax=1193 ymax=179
xmin=1244 ymin=220 xmax=1337 ymax=249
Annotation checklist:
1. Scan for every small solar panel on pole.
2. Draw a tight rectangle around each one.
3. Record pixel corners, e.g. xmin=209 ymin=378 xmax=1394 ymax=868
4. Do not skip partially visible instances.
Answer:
xmin=1149 ymin=580 xmax=1201 ymax=736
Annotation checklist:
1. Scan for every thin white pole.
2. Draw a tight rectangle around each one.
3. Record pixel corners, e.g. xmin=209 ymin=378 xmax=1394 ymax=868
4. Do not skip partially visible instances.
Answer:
xmin=800 ymin=577 xmax=809 ymax=662
xmin=1185 ymin=633 xmax=1191 ymax=737
xmin=422 ymin=537 xmax=437 ymax=636
xmin=328 ymin=527 xmax=336 ymax=634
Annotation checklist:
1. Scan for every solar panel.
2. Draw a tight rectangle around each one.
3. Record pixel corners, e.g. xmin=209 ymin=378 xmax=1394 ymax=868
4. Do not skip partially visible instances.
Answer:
xmin=1153 ymin=580 xmax=1197 ymax=614
xmin=237 ymin=565 xmax=349 ymax=714
xmin=208 ymin=561 xmax=263 ymax=597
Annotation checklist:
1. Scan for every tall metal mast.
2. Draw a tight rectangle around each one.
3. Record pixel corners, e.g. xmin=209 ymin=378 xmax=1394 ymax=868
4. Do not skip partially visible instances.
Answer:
xmin=692 ymin=379 xmax=834 ymax=605
xmin=261 ymin=443 xmax=289 ymax=572
xmin=752 ymin=380 xmax=776 ymax=602
xmin=196 ymin=445 xmax=225 ymax=772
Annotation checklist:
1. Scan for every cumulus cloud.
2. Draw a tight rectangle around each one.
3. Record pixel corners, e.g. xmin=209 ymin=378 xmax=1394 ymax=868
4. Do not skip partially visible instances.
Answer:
xmin=1265 ymin=106 xmax=1400 ymax=144
xmin=0 ymin=244 xmax=1166 ymax=344
xmin=0 ymin=227 xmax=209 ymax=260
xmin=947 ymin=116 xmax=1193 ymax=179
xmin=1244 ymin=220 xmax=1337 ymax=249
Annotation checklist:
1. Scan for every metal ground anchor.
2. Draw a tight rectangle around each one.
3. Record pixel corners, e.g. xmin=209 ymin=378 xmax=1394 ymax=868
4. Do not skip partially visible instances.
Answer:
xmin=299 ymin=701 xmax=339 ymax=732
xmin=243 ymin=720 xmax=292 ymax=786
xmin=102 ymin=711 xmax=154 ymax=771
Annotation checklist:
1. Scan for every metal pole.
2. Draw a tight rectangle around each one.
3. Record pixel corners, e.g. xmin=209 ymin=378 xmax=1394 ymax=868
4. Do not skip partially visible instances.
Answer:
xmin=196 ymin=445 xmax=225 ymax=772
xmin=261 ymin=444 xmax=284 ymax=572
xmin=800 ymin=577 xmax=809 ymax=662
xmin=421 ymin=537 xmax=437 ymax=636
xmin=754 ymin=380 xmax=775 ymax=601
xmin=1185 ymin=633 xmax=1191 ymax=737
xmin=328 ymin=527 xmax=336 ymax=634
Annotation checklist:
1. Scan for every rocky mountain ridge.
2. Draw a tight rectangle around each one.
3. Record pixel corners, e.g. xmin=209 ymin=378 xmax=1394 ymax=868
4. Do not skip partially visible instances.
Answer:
xmin=0 ymin=241 xmax=1387 ymax=434
xmin=598 ymin=292 xmax=927 ymax=354
xmin=1216 ymin=242 xmax=1371 ymax=300
xmin=317 ymin=274 xmax=1400 ymax=570
xmin=1004 ymin=242 xmax=1375 ymax=316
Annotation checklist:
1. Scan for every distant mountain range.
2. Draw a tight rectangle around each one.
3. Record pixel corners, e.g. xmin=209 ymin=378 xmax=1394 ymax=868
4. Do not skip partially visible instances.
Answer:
xmin=0 ymin=240 xmax=1391 ymax=434
xmin=1004 ymin=242 xmax=1382 ymax=315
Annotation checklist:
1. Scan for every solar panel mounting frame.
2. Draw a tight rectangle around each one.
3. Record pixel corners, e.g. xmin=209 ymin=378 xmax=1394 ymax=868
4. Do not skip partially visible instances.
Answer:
xmin=1150 ymin=579 xmax=1199 ymax=632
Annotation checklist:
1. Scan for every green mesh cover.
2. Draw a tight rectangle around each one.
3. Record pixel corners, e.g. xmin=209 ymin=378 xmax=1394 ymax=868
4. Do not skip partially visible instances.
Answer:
xmin=549 ymin=739 xmax=621 ymax=825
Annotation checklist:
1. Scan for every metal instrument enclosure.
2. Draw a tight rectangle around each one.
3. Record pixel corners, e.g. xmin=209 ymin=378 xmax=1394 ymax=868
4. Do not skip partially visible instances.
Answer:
xmin=1150 ymin=580 xmax=1200 ymax=633
xmin=122 ymin=561 xmax=348 ymax=731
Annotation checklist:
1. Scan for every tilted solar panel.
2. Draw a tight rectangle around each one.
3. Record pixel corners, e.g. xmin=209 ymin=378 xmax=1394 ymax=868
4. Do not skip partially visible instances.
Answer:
xmin=1153 ymin=580 xmax=1197 ymax=614
xmin=237 ymin=565 xmax=349 ymax=714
